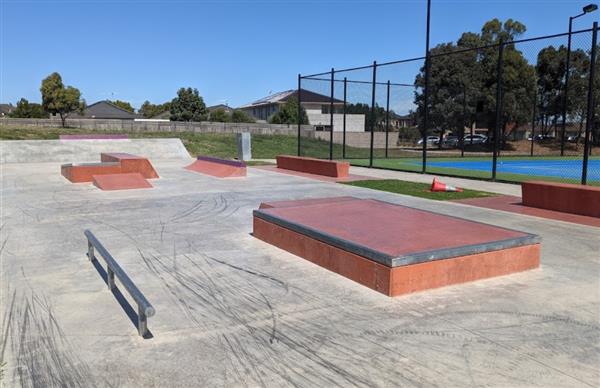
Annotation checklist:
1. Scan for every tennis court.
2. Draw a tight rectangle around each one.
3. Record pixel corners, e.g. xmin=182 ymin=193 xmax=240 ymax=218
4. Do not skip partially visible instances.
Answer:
xmin=427 ymin=158 xmax=600 ymax=182
xmin=349 ymin=156 xmax=600 ymax=183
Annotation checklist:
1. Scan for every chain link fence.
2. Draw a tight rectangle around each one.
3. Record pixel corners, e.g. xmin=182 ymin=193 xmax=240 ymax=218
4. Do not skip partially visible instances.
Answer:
xmin=297 ymin=23 xmax=599 ymax=185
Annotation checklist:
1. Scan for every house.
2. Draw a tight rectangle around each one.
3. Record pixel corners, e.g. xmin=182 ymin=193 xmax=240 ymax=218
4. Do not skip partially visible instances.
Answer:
xmin=208 ymin=104 xmax=234 ymax=114
xmin=70 ymin=100 xmax=139 ymax=120
xmin=238 ymin=89 xmax=366 ymax=132
xmin=389 ymin=112 xmax=416 ymax=129
xmin=0 ymin=103 xmax=15 ymax=117
xmin=149 ymin=110 xmax=171 ymax=120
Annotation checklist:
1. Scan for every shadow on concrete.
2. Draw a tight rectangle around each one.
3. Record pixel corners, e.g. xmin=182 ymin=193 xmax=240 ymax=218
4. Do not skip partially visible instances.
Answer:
xmin=91 ymin=259 xmax=154 ymax=339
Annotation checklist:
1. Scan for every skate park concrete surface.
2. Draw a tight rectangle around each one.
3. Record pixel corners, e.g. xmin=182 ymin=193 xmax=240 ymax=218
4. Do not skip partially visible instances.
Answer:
xmin=1 ymin=139 xmax=599 ymax=387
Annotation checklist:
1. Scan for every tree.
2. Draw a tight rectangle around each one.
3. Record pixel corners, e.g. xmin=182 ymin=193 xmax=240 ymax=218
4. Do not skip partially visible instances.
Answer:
xmin=139 ymin=101 xmax=171 ymax=118
xmin=40 ymin=72 xmax=85 ymax=127
xmin=536 ymin=46 xmax=566 ymax=136
xmin=413 ymin=18 xmax=535 ymax=148
xmin=208 ymin=108 xmax=230 ymax=122
xmin=231 ymin=109 xmax=256 ymax=123
xmin=170 ymin=88 xmax=207 ymax=122
xmin=109 ymin=100 xmax=134 ymax=113
xmin=268 ymin=97 xmax=308 ymax=125
xmin=10 ymin=98 xmax=49 ymax=118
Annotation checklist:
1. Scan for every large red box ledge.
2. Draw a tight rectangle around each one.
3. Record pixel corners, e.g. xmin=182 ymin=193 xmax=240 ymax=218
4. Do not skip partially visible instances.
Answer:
xmin=276 ymin=155 xmax=350 ymax=178
xmin=522 ymin=181 xmax=600 ymax=218
xmin=253 ymin=197 xmax=541 ymax=297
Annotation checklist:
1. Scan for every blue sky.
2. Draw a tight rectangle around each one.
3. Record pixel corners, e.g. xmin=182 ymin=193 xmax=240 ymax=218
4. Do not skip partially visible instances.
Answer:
xmin=1 ymin=0 xmax=598 ymax=110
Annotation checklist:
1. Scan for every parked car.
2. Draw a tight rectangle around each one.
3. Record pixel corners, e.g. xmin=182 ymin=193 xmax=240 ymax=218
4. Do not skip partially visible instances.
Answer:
xmin=567 ymin=135 xmax=580 ymax=143
xmin=417 ymin=136 xmax=439 ymax=146
xmin=442 ymin=136 xmax=459 ymax=148
xmin=463 ymin=134 xmax=488 ymax=145
xmin=528 ymin=134 xmax=555 ymax=141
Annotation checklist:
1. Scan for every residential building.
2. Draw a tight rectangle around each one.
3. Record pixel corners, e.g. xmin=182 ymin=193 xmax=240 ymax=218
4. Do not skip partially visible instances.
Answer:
xmin=0 ymin=103 xmax=15 ymax=117
xmin=239 ymin=89 xmax=366 ymax=132
xmin=208 ymin=104 xmax=234 ymax=114
xmin=68 ymin=100 xmax=139 ymax=120
xmin=389 ymin=112 xmax=416 ymax=129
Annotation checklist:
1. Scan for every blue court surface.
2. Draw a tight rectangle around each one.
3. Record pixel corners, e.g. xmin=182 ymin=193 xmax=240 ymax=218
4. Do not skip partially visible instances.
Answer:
xmin=427 ymin=158 xmax=600 ymax=182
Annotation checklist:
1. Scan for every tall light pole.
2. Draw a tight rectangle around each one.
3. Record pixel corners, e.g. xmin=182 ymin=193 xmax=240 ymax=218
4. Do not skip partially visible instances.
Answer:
xmin=560 ymin=3 xmax=598 ymax=156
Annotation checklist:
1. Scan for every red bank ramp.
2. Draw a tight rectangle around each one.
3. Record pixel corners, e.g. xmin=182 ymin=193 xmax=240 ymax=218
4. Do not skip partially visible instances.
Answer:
xmin=93 ymin=173 xmax=153 ymax=191
xmin=185 ymin=156 xmax=246 ymax=178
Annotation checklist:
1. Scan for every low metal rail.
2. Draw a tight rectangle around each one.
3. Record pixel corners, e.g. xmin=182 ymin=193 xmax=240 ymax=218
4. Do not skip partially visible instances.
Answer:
xmin=84 ymin=229 xmax=155 ymax=337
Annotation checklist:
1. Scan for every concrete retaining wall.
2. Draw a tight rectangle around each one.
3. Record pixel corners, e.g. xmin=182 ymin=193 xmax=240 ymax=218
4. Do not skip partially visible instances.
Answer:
xmin=0 ymin=138 xmax=191 ymax=163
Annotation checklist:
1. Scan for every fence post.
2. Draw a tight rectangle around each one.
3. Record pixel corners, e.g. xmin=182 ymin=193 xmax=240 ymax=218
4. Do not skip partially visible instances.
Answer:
xmin=343 ymin=77 xmax=347 ymax=159
xmin=461 ymin=84 xmax=467 ymax=157
xmin=369 ymin=62 xmax=378 ymax=168
xmin=329 ymin=68 xmax=335 ymax=160
xmin=560 ymin=25 xmax=574 ymax=157
xmin=492 ymin=40 xmax=505 ymax=181
xmin=531 ymin=87 xmax=537 ymax=157
xmin=385 ymin=80 xmax=391 ymax=158
xmin=422 ymin=0 xmax=431 ymax=174
xmin=297 ymin=74 xmax=302 ymax=157
xmin=582 ymin=22 xmax=597 ymax=185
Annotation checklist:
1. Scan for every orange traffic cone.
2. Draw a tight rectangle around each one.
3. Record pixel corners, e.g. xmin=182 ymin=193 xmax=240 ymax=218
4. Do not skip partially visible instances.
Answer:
xmin=431 ymin=177 xmax=463 ymax=192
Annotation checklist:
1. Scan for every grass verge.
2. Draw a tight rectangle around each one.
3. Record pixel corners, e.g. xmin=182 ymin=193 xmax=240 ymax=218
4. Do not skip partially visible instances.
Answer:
xmin=340 ymin=179 xmax=497 ymax=201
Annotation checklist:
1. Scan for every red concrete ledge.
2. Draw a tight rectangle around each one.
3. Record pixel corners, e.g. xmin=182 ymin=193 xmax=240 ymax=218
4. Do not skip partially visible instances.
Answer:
xmin=61 ymin=162 xmax=122 ymax=183
xmin=276 ymin=155 xmax=349 ymax=178
xmin=185 ymin=156 xmax=246 ymax=178
xmin=253 ymin=197 xmax=540 ymax=297
xmin=101 ymin=153 xmax=159 ymax=179
xmin=522 ymin=181 xmax=600 ymax=218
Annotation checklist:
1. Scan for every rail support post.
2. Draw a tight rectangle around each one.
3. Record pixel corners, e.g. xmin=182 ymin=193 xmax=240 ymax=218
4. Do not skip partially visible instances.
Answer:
xmin=107 ymin=267 xmax=116 ymax=290
xmin=138 ymin=305 xmax=148 ymax=337
xmin=88 ymin=241 xmax=95 ymax=262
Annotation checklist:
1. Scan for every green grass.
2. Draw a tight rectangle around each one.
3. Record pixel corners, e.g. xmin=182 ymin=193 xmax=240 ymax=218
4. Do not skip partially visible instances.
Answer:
xmin=341 ymin=179 xmax=496 ymax=200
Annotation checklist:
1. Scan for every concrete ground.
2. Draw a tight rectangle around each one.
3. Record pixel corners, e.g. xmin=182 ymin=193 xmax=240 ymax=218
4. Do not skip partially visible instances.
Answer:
xmin=1 ymin=156 xmax=599 ymax=387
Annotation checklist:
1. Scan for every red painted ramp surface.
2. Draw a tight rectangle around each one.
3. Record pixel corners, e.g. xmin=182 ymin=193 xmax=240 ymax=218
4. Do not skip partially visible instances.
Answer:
xmin=185 ymin=159 xmax=246 ymax=178
xmin=93 ymin=173 xmax=153 ymax=191
xmin=454 ymin=195 xmax=600 ymax=228
xmin=253 ymin=197 xmax=540 ymax=296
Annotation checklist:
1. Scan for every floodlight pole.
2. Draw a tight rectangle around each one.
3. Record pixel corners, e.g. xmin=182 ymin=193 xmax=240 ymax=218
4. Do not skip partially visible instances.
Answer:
xmin=422 ymin=0 xmax=432 ymax=173
xmin=582 ymin=21 xmax=597 ymax=185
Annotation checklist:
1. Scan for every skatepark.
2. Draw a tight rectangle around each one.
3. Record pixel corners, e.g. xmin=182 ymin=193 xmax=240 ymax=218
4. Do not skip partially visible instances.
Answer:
xmin=1 ymin=137 xmax=599 ymax=387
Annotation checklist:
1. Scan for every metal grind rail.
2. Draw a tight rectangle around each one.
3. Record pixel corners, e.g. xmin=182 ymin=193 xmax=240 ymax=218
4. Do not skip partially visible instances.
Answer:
xmin=85 ymin=229 xmax=155 ymax=338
